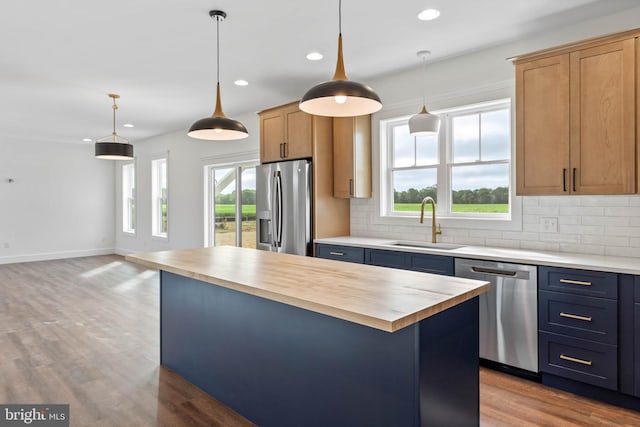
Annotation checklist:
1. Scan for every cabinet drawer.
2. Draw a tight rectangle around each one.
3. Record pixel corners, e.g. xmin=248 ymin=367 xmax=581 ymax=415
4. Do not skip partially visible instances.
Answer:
xmin=539 ymin=291 xmax=617 ymax=345
xmin=315 ymin=244 xmax=364 ymax=264
xmin=406 ymin=253 xmax=453 ymax=276
xmin=539 ymin=266 xmax=617 ymax=299
xmin=539 ymin=331 xmax=617 ymax=390
xmin=365 ymin=249 xmax=406 ymax=269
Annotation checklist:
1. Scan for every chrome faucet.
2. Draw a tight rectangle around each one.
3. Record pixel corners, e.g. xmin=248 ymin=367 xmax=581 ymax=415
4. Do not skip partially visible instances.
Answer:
xmin=419 ymin=196 xmax=442 ymax=244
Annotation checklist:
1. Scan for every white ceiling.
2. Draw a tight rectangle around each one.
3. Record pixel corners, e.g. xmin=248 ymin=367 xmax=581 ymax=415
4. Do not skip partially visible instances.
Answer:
xmin=1 ymin=0 xmax=638 ymax=147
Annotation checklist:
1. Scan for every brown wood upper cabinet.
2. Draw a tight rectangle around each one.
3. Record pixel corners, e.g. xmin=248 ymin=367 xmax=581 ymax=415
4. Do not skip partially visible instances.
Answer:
xmin=259 ymin=101 xmax=313 ymax=164
xmin=515 ymin=35 xmax=636 ymax=195
xmin=333 ymin=115 xmax=372 ymax=198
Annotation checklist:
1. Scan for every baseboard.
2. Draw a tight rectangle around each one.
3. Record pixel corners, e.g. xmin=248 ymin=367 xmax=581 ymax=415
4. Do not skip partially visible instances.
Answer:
xmin=0 ymin=248 xmax=115 ymax=265
xmin=114 ymin=248 xmax=137 ymax=256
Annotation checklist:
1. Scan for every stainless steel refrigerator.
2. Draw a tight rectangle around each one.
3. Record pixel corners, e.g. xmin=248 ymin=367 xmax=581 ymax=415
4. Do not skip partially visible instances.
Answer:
xmin=256 ymin=159 xmax=312 ymax=256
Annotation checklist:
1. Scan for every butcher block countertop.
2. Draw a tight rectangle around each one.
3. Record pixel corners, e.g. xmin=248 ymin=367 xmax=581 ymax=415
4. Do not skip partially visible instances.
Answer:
xmin=126 ymin=246 xmax=489 ymax=333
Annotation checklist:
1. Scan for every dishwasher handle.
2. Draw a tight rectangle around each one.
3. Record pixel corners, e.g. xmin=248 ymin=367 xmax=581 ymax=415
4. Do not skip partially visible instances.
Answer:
xmin=470 ymin=266 xmax=519 ymax=278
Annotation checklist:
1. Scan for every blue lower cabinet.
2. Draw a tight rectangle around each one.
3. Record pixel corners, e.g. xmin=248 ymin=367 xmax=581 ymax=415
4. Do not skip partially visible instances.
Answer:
xmin=539 ymin=290 xmax=617 ymax=345
xmin=364 ymin=248 xmax=454 ymax=276
xmin=406 ymin=253 xmax=454 ymax=276
xmin=635 ymin=304 xmax=640 ymax=397
xmin=539 ymin=266 xmax=617 ymax=299
xmin=315 ymin=244 xmax=364 ymax=264
xmin=365 ymin=248 xmax=407 ymax=269
xmin=539 ymin=331 xmax=617 ymax=390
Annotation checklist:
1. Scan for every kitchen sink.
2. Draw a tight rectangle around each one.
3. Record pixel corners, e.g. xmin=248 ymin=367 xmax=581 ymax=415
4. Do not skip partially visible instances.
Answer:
xmin=386 ymin=241 xmax=464 ymax=251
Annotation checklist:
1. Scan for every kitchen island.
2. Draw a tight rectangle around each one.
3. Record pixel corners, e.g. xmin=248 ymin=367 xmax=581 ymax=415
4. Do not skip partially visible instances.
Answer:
xmin=126 ymin=246 xmax=489 ymax=427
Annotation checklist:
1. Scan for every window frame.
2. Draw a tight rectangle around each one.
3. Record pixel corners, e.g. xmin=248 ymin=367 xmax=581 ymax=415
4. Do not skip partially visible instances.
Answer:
xmin=151 ymin=154 xmax=169 ymax=240
xmin=121 ymin=161 xmax=136 ymax=235
xmin=373 ymin=91 xmax=522 ymax=232
xmin=204 ymin=160 xmax=259 ymax=248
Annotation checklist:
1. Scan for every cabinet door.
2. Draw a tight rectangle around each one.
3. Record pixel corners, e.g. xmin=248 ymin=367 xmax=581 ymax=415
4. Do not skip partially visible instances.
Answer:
xmin=570 ymin=38 xmax=636 ymax=194
xmin=365 ymin=249 xmax=406 ymax=269
xmin=635 ymin=304 xmax=640 ymax=396
xmin=333 ymin=116 xmax=372 ymax=199
xmin=516 ymin=54 xmax=570 ymax=195
xmin=260 ymin=109 xmax=285 ymax=163
xmin=284 ymin=106 xmax=313 ymax=160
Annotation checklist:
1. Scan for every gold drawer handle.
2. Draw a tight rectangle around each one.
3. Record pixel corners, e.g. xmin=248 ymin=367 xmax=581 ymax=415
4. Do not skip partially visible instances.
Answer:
xmin=559 ymin=279 xmax=592 ymax=286
xmin=560 ymin=354 xmax=593 ymax=366
xmin=329 ymin=251 xmax=344 ymax=256
xmin=559 ymin=312 xmax=592 ymax=322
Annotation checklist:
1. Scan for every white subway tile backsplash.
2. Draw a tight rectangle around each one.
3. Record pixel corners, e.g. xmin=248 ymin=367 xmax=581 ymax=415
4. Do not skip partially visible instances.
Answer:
xmin=605 ymin=246 xmax=640 ymax=257
xmin=559 ymin=206 xmax=604 ymax=216
xmin=582 ymin=216 xmax=629 ymax=226
xmin=350 ymin=193 xmax=640 ymax=259
xmin=539 ymin=197 xmax=581 ymax=207
xmin=582 ymin=235 xmax=629 ymax=247
xmin=604 ymin=207 xmax=640 ymax=217
xmin=580 ymin=195 xmax=630 ymax=207
xmin=559 ymin=225 xmax=604 ymax=235
xmin=558 ymin=243 xmax=605 ymax=256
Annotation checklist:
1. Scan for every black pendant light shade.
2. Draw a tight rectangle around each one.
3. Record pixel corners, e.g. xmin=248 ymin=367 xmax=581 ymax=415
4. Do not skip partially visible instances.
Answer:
xmin=188 ymin=10 xmax=248 ymax=141
xmin=95 ymin=141 xmax=134 ymax=159
xmin=95 ymin=94 xmax=134 ymax=160
xmin=299 ymin=1 xmax=382 ymax=117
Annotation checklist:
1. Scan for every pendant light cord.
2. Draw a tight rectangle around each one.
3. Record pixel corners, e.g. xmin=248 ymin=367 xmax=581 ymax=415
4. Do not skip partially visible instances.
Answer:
xmin=422 ymin=56 xmax=427 ymax=107
xmin=216 ymin=15 xmax=220 ymax=84
xmin=338 ymin=0 xmax=342 ymax=36
xmin=112 ymin=97 xmax=118 ymax=136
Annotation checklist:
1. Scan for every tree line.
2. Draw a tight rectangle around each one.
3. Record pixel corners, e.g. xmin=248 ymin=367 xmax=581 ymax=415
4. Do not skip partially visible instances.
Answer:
xmin=395 ymin=186 xmax=508 ymax=204
xmin=215 ymin=189 xmax=256 ymax=205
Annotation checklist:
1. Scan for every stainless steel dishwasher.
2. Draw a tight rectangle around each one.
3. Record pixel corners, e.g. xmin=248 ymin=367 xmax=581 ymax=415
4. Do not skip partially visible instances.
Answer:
xmin=455 ymin=258 xmax=538 ymax=373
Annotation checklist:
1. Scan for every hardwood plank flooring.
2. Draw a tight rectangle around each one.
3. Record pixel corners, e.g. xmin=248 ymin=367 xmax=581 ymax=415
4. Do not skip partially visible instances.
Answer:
xmin=1 ymin=255 xmax=639 ymax=426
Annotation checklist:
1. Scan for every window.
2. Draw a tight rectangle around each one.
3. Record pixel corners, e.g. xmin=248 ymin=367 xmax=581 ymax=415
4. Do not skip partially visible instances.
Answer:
xmin=151 ymin=157 xmax=168 ymax=238
xmin=122 ymin=162 xmax=135 ymax=234
xmin=205 ymin=162 xmax=257 ymax=248
xmin=382 ymin=99 xmax=511 ymax=220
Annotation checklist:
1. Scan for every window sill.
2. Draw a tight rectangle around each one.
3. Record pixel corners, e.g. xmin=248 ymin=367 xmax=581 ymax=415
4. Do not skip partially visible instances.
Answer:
xmin=122 ymin=231 xmax=136 ymax=237
xmin=152 ymin=234 xmax=169 ymax=242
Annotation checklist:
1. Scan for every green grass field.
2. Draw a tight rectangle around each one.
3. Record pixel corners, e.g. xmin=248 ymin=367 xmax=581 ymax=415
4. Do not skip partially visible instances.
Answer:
xmin=394 ymin=203 xmax=508 ymax=213
xmin=215 ymin=204 xmax=256 ymax=218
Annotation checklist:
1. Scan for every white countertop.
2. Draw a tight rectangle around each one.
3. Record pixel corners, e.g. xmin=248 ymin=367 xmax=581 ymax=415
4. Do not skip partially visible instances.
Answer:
xmin=314 ymin=236 xmax=640 ymax=275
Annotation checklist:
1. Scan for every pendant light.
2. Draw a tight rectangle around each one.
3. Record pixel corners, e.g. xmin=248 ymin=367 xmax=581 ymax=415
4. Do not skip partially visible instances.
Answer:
xmin=299 ymin=0 xmax=382 ymax=117
xmin=409 ymin=50 xmax=440 ymax=136
xmin=95 ymin=94 xmax=134 ymax=160
xmin=188 ymin=10 xmax=248 ymax=141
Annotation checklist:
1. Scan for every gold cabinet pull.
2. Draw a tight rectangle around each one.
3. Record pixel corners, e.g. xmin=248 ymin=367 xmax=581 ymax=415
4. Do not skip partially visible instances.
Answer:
xmin=560 ymin=354 xmax=592 ymax=366
xmin=559 ymin=312 xmax=592 ymax=322
xmin=559 ymin=279 xmax=592 ymax=286
xmin=329 ymin=251 xmax=344 ymax=256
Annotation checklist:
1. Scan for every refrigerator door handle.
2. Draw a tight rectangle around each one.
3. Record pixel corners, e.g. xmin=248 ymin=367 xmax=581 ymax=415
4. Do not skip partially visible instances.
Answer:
xmin=275 ymin=171 xmax=283 ymax=247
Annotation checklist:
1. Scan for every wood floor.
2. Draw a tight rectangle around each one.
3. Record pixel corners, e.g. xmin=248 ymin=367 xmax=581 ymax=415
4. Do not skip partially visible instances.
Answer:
xmin=1 ymin=255 xmax=639 ymax=426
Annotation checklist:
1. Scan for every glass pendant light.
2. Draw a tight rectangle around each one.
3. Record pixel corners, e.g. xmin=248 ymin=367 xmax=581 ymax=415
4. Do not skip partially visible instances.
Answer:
xmin=300 ymin=0 xmax=382 ymax=117
xmin=409 ymin=50 xmax=440 ymax=136
xmin=95 ymin=94 xmax=134 ymax=160
xmin=188 ymin=10 xmax=249 ymax=141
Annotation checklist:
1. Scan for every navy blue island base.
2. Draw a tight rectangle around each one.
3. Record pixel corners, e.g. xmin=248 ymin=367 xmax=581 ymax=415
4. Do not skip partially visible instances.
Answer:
xmin=160 ymin=271 xmax=480 ymax=427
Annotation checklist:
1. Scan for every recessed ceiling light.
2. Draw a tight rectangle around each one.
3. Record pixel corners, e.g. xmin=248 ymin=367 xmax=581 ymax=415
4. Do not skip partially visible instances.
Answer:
xmin=306 ymin=52 xmax=323 ymax=61
xmin=418 ymin=9 xmax=440 ymax=21
xmin=123 ymin=123 xmax=135 ymax=128
xmin=82 ymin=138 xmax=92 ymax=142
xmin=234 ymin=79 xmax=249 ymax=86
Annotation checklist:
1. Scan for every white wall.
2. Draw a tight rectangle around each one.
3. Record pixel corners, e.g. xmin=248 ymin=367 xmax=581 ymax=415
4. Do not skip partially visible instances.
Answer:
xmin=114 ymin=111 xmax=259 ymax=255
xmin=0 ymin=141 xmax=115 ymax=264
xmin=351 ymin=6 xmax=640 ymax=258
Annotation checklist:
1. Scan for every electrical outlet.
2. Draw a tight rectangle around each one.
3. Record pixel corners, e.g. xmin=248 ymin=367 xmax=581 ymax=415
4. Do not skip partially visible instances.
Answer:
xmin=541 ymin=217 xmax=558 ymax=233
